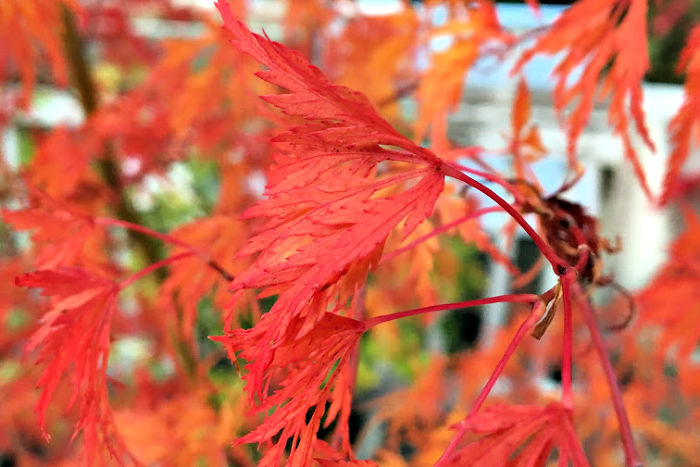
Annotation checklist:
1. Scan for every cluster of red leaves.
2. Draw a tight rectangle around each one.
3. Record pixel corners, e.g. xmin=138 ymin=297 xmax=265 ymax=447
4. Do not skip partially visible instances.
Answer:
xmin=415 ymin=0 xmax=510 ymax=145
xmin=212 ymin=4 xmax=620 ymax=465
xmin=514 ymin=0 xmax=655 ymax=197
xmin=0 ymin=2 xmax=265 ymax=462
xmin=213 ymin=3 xmax=449 ymax=463
xmin=0 ymin=0 xmax=79 ymax=107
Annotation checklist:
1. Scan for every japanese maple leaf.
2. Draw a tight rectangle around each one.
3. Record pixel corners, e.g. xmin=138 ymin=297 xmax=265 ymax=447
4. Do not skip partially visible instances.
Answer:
xmin=416 ymin=2 xmax=509 ymax=144
xmin=445 ymin=403 xmax=590 ymax=466
xmin=26 ymin=127 xmax=100 ymax=199
xmin=369 ymin=356 xmax=447 ymax=448
xmin=660 ymin=25 xmax=700 ymax=205
xmin=215 ymin=0 xmax=444 ymax=386
xmin=2 ymin=194 xmax=109 ymax=270
xmin=509 ymin=78 xmax=547 ymax=179
xmin=322 ymin=10 xmax=418 ymax=121
xmin=514 ymin=0 xmax=655 ymax=198
xmin=212 ymin=312 xmax=366 ymax=467
xmin=0 ymin=0 xmax=80 ymax=106
xmin=636 ymin=205 xmax=700 ymax=363
xmin=17 ymin=268 xmax=133 ymax=464
xmin=158 ymin=215 xmax=248 ymax=340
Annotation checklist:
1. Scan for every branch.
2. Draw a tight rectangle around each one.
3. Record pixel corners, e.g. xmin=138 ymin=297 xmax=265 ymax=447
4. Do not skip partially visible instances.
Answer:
xmin=95 ymin=217 xmax=234 ymax=282
xmin=61 ymin=5 xmax=166 ymax=278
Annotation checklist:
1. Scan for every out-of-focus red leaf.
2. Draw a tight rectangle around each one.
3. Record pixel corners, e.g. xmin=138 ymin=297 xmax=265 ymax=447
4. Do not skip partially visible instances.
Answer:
xmin=416 ymin=1 xmax=509 ymax=144
xmin=514 ymin=0 xmax=655 ymax=198
xmin=636 ymin=205 xmax=700 ymax=363
xmin=510 ymin=79 xmax=547 ymax=178
xmin=26 ymin=127 xmax=100 ymax=199
xmin=158 ymin=215 xmax=251 ymax=340
xmin=0 ymin=0 xmax=82 ymax=106
xmin=2 ymin=195 xmax=109 ymax=270
xmin=660 ymin=25 xmax=700 ymax=205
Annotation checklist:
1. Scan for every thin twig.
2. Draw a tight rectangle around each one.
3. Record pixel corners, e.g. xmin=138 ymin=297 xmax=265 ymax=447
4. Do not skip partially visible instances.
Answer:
xmin=119 ymin=252 xmax=194 ymax=289
xmin=96 ymin=217 xmax=235 ymax=282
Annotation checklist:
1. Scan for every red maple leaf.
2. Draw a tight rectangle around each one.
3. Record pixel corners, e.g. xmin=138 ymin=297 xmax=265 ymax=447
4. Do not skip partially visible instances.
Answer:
xmin=212 ymin=312 xmax=366 ymax=466
xmin=215 ymin=0 xmax=444 ymax=406
xmin=157 ymin=215 xmax=248 ymax=340
xmin=17 ymin=268 xmax=133 ymax=464
xmin=660 ymin=25 xmax=700 ymax=205
xmin=514 ymin=0 xmax=655 ymax=198
xmin=636 ymin=205 xmax=700 ymax=363
xmin=210 ymin=5 xmax=578 ymax=464
xmin=2 ymin=193 xmax=109 ymax=270
xmin=445 ymin=403 xmax=590 ymax=466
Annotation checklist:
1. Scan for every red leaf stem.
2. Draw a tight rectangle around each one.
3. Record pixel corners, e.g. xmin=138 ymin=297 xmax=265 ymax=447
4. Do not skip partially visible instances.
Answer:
xmin=364 ymin=294 xmax=538 ymax=328
xmin=96 ymin=217 xmax=233 ymax=280
xmin=439 ymin=161 xmax=567 ymax=269
xmin=435 ymin=300 xmax=547 ymax=466
xmin=574 ymin=281 xmax=641 ymax=467
xmin=442 ymin=160 xmax=525 ymax=203
xmin=560 ymin=270 xmax=576 ymax=410
xmin=96 ymin=217 xmax=204 ymax=253
xmin=118 ymin=251 xmax=194 ymax=289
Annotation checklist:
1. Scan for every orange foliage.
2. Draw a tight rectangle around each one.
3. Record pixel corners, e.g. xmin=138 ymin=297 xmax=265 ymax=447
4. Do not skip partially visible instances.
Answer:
xmin=636 ymin=205 xmax=700 ymax=363
xmin=661 ymin=25 xmax=700 ymax=204
xmin=0 ymin=0 xmax=81 ymax=106
xmin=416 ymin=1 xmax=509 ymax=145
xmin=515 ymin=0 xmax=655 ymax=198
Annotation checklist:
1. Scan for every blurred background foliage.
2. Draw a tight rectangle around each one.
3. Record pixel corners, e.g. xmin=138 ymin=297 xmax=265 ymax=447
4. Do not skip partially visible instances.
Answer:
xmin=1 ymin=0 xmax=699 ymax=465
